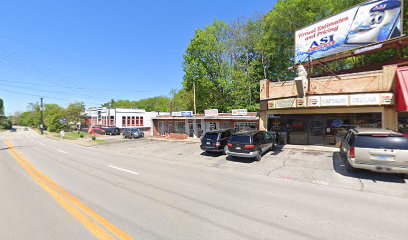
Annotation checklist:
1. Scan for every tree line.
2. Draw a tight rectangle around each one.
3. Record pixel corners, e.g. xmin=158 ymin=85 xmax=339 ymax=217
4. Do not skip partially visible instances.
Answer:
xmin=12 ymin=102 xmax=85 ymax=132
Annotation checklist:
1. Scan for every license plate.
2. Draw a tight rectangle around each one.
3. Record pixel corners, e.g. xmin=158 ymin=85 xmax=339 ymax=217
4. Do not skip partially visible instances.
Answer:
xmin=377 ymin=155 xmax=391 ymax=161
xmin=206 ymin=142 xmax=211 ymax=145
xmin=236 ymin=147 xmax=241 ymax=150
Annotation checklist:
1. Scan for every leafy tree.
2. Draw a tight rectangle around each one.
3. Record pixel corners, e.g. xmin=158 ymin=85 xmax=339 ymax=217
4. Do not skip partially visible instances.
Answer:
xmin=66 ymin=102 xmax=85 ymax=124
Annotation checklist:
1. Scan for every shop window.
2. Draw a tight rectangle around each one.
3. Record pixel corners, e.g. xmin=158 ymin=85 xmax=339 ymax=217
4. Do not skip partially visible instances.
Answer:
xmin=140 ymin=117 xmax=144 ymax=126
xmin=174 ymin=121 xmax=185 ymax=134
xmin=234 ymin=122 xmax=256 ymax=131
xmin=122 ymin=116 xmax=126 ymax=126
xmin=398 ymin=113 xmax=408 ymax=134
xmin=222 ymin=122 xmax=231 ymax=130
xmin=127 ymin=116 xmax=131 ymax=125
xmin=136 ymin=117 xmax=140 ymax=126
xmin=110 ymin=116 xmax=114 ymax=126
xmin=131 ymin=116 xmax=135 ymax=126
xmin=168 ymin=122 xmax=172 ymax=134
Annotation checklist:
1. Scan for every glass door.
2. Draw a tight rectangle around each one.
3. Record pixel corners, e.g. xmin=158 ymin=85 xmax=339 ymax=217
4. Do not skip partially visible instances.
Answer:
xmin=308 ymin=117 xmax=326 ymax=145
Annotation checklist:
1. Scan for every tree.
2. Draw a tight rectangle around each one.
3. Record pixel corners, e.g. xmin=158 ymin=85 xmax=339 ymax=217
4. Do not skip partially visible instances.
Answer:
xmin=66 ymin=102 xmax=85 ymax=124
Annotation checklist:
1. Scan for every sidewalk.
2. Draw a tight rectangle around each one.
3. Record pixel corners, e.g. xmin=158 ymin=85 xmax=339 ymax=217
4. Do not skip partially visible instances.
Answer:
xmin=282 ymin=144 xmax=340 ymax=153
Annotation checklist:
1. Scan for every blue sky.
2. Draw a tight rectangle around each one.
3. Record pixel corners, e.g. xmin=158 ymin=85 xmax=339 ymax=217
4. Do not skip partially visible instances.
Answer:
xmin=0 ymin=0 xmax=276 ymax=114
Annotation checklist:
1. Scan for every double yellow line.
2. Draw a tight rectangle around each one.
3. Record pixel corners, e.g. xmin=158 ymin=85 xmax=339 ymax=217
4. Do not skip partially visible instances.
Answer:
xmin=4 ymin=140 xmax=134 ymax=240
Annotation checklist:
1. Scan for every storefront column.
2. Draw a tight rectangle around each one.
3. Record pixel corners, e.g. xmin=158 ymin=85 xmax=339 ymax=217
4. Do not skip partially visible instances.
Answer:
xmin=185 ymin=119 xmax=189 ymax=136
xmin=193 ymin=119 xmax=198 ymax=138
xmin=259 ymin=111 xmax=267 ymax=131
xmin=201 ymin=119 xmax=206 ymax=135
xmin=383 ymin=107 xmax=398 ymax=131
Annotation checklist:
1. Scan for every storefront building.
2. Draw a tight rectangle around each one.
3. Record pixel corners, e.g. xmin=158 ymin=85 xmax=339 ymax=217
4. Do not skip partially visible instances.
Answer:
xmin=84 ymin=108 xmax=157 ymax=133
xmin=259 ymin=64 xmax=408 ymax=146
xmin=152 ymin=110 xmax=259 ymax=139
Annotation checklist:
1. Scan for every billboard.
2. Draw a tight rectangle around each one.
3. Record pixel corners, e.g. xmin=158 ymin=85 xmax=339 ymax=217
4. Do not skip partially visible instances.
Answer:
xmin=295 ymin=0 xmax=402 ymax=64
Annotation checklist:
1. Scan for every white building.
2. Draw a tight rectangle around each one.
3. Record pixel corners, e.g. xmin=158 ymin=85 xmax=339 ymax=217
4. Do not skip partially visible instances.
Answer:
xmin=84 ymin=108 xmax=157 ymax=134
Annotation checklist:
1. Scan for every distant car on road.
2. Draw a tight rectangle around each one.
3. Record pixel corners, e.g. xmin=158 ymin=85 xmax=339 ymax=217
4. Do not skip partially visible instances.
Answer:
xmin=23 ymin=127 xmax=28 ymax=131
xmin=226 ymin=130 xmax=275 ymax=161
xmin=103 ymin=127 xmax=120 ymax=136
xmin=200 ymin=129 xmax=235 ymax=154
xmin=340 ymin=128 xmax=408 ymax=174
xmin=123 ymin=128 xmax=144 ymax=139
xmin=9 ymin=128 xmax=16 ymax=132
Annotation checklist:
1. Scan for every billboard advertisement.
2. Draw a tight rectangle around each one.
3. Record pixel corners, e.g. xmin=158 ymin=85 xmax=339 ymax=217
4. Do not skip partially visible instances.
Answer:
xmin=295 ymin=0 xmax=402 ymax=64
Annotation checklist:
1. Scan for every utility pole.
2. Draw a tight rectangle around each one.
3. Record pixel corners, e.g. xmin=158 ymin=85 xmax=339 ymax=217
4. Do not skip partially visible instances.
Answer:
xmin=193 ymin=81 xmax=197 ymax=114
xmin=40 ymin=97 xmax=44 ymax=135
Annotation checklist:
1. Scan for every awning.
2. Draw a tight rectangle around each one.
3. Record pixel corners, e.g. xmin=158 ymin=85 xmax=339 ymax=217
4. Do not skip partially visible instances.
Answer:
xmin=396 ymin=66 xmax=408 ymax=112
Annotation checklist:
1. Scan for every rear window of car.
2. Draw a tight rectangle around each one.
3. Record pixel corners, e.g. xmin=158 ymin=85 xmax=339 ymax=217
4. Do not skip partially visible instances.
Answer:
xmin=229 ymin=135 xmax=251 ymax=144
xmin=203 ymin=133 xmax=219 ymax=141
xmin=354 ymin=135 xmax=408 ymax=150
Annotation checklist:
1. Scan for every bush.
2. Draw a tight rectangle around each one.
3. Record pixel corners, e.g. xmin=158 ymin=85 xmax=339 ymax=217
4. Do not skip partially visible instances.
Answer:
xmin=0 ymin=118 xmax=12 ymax=130
xmin=80 ymin=134 xmax=84 ymax=138
xmin=92 ymin=136 xmax=96 ymax=141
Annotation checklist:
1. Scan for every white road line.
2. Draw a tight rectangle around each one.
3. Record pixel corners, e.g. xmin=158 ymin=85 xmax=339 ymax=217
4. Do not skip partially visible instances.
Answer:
xmin=108 ymin=165 xmax=139 ymax=175
xmin=57 ymin=149 xmax=68 ymax=154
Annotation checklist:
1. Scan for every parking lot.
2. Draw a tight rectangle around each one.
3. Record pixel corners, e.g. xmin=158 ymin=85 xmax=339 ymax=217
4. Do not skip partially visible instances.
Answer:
xmin=93 ymin=138 xmax=408 ymax=198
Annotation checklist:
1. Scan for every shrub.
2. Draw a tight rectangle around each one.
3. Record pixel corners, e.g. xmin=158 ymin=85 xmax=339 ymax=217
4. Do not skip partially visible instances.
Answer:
xmin=80 ymin=134 xmax=84 ymax=138
xmin=92 ymin=136 xmax=96 ymax=141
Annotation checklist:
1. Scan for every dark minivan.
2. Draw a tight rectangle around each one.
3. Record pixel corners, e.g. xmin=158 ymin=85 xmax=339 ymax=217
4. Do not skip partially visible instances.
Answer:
xmin=103 ymin=127 xmax=121 ymax=136
xmin=226 ymin=130 xmax=275 ymax=161
xmin=200 ymin=129 xmax=235 ymax=154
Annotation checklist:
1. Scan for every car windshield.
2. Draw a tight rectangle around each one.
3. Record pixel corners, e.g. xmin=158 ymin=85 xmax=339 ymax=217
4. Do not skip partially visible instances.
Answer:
xmin=229 ymin=135 xmax=251 ymax=144
xmin=354 ymin=135 xmax=408 ymax=150
xmin=203 ymin=133 xmax=218 ymax=141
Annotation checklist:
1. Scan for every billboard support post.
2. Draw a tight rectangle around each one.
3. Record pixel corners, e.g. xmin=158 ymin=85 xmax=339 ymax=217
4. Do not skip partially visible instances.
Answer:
xmin=307 ymin=55 xmax=311 ymax=93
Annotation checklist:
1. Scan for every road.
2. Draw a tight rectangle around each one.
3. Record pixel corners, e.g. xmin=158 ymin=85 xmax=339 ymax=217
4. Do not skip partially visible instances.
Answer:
xmin=1 ymin=128 xmax=407 ymax=240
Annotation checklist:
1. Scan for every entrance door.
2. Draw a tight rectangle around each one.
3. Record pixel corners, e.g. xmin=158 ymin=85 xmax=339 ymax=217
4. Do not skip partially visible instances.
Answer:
xmin=308 ymin=118 xmax=326 ymax=145
xmin=287 ymin=119 xmax=308 ymax=145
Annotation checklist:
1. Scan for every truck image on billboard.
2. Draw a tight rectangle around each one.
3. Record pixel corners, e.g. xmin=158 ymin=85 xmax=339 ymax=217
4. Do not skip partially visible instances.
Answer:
xmin=295 ymin=0 xmax=402 ymax=64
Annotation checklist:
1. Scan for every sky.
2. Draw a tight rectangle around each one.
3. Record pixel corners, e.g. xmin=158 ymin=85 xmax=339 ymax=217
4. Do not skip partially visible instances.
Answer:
xmin=0 ymin=0 xmax=277 ymax=115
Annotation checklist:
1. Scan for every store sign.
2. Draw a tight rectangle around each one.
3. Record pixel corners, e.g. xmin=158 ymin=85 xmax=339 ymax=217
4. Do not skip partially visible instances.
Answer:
xmin=267 ymin=93 xmax=394 ymax=109
xmin=181 ymin=111 xmax=193 ymax=117
xmin=350 ymin=94 xmax=380 ymax=105
xmin=275 ymin=98 xmax=296 ymax=109
xmin=172 ymin=112 xmax=182 ymax=117
xmin=308 ymin=96 xmax=321 ymax=107
xmin=294 ymin=0 xmax=402 ymax=63
xmin=205 ymin=109 xmax=218 ymax=117
xmin=268 ymin=101 xmax=275 ymax=109
xmin=296 ymin=98 xmax=307 ymax=108
xmin=320 ymin=95 xmax=349 ymax=106
xmin=232 ymin=109 xmax=248 ymax=116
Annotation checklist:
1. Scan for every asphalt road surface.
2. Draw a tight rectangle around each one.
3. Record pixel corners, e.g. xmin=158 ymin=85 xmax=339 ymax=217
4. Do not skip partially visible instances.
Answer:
xmin=1 ymin=128 xmax=408 ymax=240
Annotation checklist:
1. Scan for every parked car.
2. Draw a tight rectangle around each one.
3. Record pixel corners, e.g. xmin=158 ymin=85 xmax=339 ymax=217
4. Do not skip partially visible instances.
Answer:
xmin=23 ymin=127 xmax=28 ymax=131
xmin=103 ymin=127 xmax=120 ymax=136
xmin=123 ymin=128 xmax=144 ymax=139
xmin=226 ymin=130 xmax=275 ymax=161
xmin=200 ymin=129 xmax=235 ymax=154
xmin=340 ymin=128 xmax=408 ymax=174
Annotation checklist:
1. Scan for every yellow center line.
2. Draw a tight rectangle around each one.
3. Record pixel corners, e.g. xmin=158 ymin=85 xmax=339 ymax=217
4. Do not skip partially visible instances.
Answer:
xmin=4 ymin=140 xmax=134 ymax=240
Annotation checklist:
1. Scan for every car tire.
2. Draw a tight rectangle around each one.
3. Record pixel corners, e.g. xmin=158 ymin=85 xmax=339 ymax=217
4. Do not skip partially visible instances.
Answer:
xmin=255 ymin=151 xmax=262 ymax=161
xmin=345 ymin=158 xmax=357 ymax=173
xmin=271 ymin=143 xmax=276 ymax=151
xmin=222 ymin=146 xmax=228 ymax=155
xmin=141 ymin=132 xmax=144 ymax=137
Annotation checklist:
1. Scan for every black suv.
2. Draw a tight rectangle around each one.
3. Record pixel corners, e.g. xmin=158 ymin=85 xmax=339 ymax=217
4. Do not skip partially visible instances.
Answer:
xmin=103 ymin=127 xmax=120 ymax=136
xmin=200 ymin=129 xmax=235 ymax=154
xmin=226 ymin=130 xmax=275 ymax=161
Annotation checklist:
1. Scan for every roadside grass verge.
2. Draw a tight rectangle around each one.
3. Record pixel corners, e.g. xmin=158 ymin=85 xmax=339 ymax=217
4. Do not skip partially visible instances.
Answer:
xmin=53 ymin=132 xmax=92 ymax=140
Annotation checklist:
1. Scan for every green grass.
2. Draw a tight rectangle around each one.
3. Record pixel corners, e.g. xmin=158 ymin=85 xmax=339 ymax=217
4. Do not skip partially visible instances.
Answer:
xmin=93 ymin=139 xmax=106 ymax=144
xmin=62 ymin=132 xmax=92 ymax=140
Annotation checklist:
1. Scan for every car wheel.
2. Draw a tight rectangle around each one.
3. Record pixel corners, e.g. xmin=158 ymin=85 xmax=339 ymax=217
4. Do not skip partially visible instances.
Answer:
xmin=255 ymin=150 xmax=262 ymax=161
xmin=222 ymin=146 xmax=228 ymax=155
xmin=271 ymin=143 xmax=276 ymax=151
xmin=141 ymin=132 xmax=144 ymax=137
xmin=123 ymin=134 xmax=126 ymax=139
xmin=345 ymin=158 xmax=356 ymax=173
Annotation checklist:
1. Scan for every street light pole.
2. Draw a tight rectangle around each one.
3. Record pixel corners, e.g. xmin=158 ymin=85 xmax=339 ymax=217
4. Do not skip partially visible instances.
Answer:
xmin=40 ymin=97 xmax=44 ymax=135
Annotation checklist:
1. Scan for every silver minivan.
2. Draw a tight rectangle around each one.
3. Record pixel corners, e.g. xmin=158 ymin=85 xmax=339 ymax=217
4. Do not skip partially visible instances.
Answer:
xmin=340 ymin=128 xmax=408 ymax=174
